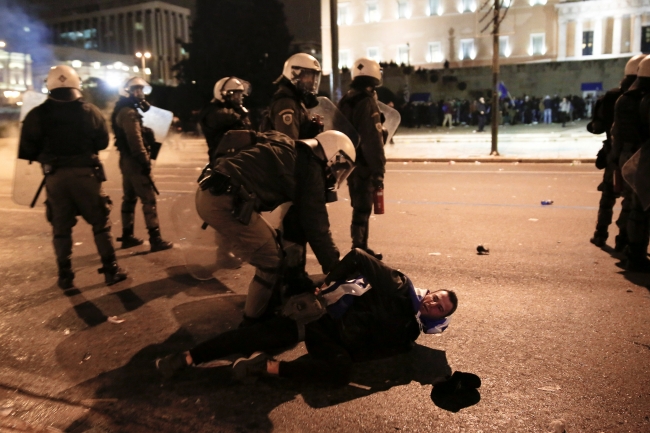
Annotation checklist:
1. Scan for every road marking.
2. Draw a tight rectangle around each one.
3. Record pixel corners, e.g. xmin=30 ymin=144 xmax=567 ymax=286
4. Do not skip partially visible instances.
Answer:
xmin=0 ymin=207 xmax=41 ymax=213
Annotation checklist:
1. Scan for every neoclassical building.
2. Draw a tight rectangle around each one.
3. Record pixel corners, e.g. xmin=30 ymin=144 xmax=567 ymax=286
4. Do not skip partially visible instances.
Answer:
xmin=320 ymin=0 xmax=650 ymax=74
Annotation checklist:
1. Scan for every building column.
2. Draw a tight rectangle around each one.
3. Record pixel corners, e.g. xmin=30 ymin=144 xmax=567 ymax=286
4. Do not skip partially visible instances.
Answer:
xmin=558 ymin=19 xmax=567 ymax=59
xmin=593 ymin=17 xmax=603 ymax=56
xmin=574 ymin=19 xmax=583 ymax=57
xmin=612 ymin=16 xmax=622 ymax=55
xmin=632 ymin=14 xmax=642 ymax=53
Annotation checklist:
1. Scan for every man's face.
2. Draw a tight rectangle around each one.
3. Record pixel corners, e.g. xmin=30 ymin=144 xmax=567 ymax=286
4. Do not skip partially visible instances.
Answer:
xmin=129 ymin=85 xmax=146 ymax=101
xmin=226 ymin=90 xmax=244 ymax=106
xmin=419 ymin=290 xmax=453 ymax=320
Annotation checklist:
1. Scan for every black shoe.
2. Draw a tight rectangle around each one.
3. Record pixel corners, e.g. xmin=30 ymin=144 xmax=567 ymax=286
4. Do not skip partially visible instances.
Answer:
xmin=57 ymin=269 xmax=75 ymax=290
xmin=614 ymin=234 xmax=628 ymax=252
xmin=98 ymin=263 xmax=128 ymax=286
xmin=118 ymin=235 xmax=144 ymax=249
xmin=626 ymin=257 xmax=650 ymax=273
xmin=156 ymin=352 xmax=189 ymax=379
xmin=232 ymin=352 xmax=269 ymax=382
xmin=590 ymin=235 xmax=607 ymax=248
xmin=432 ymin=371 xmax=482 ymax=397
xmin=148 ymin=228 xmax=173 ymax=252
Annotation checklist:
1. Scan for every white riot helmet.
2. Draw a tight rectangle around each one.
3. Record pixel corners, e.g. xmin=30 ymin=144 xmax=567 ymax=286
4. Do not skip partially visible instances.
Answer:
xmin=351 ymin=57 xmax=383 ymax=87
xmin=213 ymin=77 xmax=250 ymax=102
xmin=282 ymin=53 xmax=322 ymax=95
xmin=626 ymin=54 xmax=648 ymax=76
xmin=637 ymin=56 xmax=650 ymax=78
xmin=315 ymin=130 xmax=356 ymax=189
xmin=46 ymin=65 xmax=83 ymax=101
xmin=121 ymin=77 xmax=152 ymax=97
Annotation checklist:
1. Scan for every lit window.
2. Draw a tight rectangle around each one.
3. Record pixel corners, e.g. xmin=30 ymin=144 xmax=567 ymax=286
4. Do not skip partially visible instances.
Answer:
xmin=135 ymin=22 xmax=144 ymax=31
xmin=367 ymin=47 xmax=380 ymax=62
xmin=459 ymin=39 xmax=476 ymax=60
xmin=339 ymin=50 xmax=351 ymax=69
xmin=397 ymin=1 xmax=409 ymax=19
xmin=428 ymin=0 xmax=442 ymax=16
xmin=398 ymin=45 xmax=410 ymax=64
xmin=366 ymin=2 xmax=379 ymax=23
xmin=499 ymin=36 xmax=510 ymax=57
xmin=427 ymin=42 xmax=443 ymax=62
xmin=529 ymin=0 xmax=546 ymax=5
xmin=460 ymin=0 xmax=475 ymax=13
xmin=530 ymin=33 xmax=545 ymax=56
xmin=71 ymin=60 xmax=82 ymax=68
xmin=338 ymin=3 xmax=351 ymax=26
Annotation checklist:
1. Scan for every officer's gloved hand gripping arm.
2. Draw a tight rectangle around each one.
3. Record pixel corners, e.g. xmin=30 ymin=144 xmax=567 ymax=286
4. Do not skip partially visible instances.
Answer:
xmin=18 ymin=109 xmax=44 ymax=161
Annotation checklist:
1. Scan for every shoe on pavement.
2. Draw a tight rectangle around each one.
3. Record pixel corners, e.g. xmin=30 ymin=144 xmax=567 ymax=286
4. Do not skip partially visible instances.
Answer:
xmin=590 ymin=235 xmax=607 ymax=248
xmin=98 ymin=263 xmax=128 ymax=286
xmin=156 ymin=352 xmax=189 ymax=379
xmin=57 ymin=269 xmax=75 ymax=290
xmin=232 ymin=352 xmax=269 ymax=382
xmin=431 ymin=371 xmax=481 ymax=397
xmin=148 ymin=228 xmax=173 ymax=252
xmin=118 ymin=235 xmax=144 ymax=249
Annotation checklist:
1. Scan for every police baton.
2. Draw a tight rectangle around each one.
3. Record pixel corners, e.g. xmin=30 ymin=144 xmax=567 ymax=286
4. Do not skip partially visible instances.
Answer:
xmin=147 ymin=174 xmax=160 ymax=195
xmin=30 ymin=177 xmax=47 ymax=208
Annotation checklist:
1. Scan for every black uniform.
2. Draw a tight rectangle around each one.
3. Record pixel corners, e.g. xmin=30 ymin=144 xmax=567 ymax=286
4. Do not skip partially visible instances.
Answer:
xmin=338 ymin=88 xmax=386 ymax=253
xmin=196 ymin=131 xmax=338 ymax=318
xmin=19 ymin=97 xmax=124 ymax=287
xmin=112 ymin=96 xmax=171 ymax=251
xmin=587 ymin=75 xmax=636 ymax=249
xmin=476 ymin=100 xmax=487 ymax=132
xmin=261 ymin=79 xmax=326 ymax=287
xmin=200 ymin=99 xmax=251 ymax=165
xmin=611 ymin=79 xmax=650 ymax=270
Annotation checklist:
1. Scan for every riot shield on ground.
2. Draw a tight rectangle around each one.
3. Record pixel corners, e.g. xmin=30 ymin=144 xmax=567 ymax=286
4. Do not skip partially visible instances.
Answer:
xmin=378 ymin=101 xmax=401 ymax=144
xmin=12 ymin=91 xmax=49 ymax=206
xmin=309 ymin=96 xmax=360 ymax=147
xmin=139 ymin=106 xmax=174 ymax=143
xmin=622 ymin=146 xmax=650 ymax=211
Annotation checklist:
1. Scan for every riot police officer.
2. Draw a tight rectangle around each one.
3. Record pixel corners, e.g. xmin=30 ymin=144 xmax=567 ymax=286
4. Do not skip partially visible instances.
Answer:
xmin=611 ymin=57 xmax=650 ymax=271
xmin=200 ymin=76 xmax=252 ymax=165
xmin=195 ymin=130 xmax=355 ymax=323
xmin=19 ymin=65 xmax=127 ymax=289
xmin=112 ymin=77 xmax=172 ymax=252
xmin=588 ymin=54 xmax=645 ymax=250
xmin=261 ymin=53 xmax=323 ymax=140
xmin=338 ymin=57 xmax=386 ymax=259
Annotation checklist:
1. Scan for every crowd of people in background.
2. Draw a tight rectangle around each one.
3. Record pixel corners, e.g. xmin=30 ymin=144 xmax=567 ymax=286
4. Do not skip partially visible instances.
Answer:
xmin=397 ymin=94 xmax=595 ymax=130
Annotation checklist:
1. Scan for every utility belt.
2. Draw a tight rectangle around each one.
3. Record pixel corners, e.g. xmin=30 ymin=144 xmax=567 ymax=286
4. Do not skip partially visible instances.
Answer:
xmin=39 ymin=155 xmax=107 ymax=182
xmin=198 ymin=165 xmax=258 ymax=225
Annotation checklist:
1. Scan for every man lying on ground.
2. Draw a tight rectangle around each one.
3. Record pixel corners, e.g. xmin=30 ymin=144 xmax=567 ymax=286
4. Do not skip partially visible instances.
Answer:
xmin=156 ymin=248 xmax=458 ymax=386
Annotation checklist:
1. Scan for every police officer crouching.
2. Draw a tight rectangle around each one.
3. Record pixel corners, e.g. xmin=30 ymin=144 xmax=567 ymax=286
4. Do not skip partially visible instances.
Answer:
xmin=111 ymin=77 xmax=172 ymax=252
xmin=195 ymin=130 xmax=355 ymax=324
xmin=338 ymin=58 xmax=386 ymax=259
xmin=19 ymin=65 xmax=127 ymax=288
xmin=200 ymin=76 xmax=251 ymax=165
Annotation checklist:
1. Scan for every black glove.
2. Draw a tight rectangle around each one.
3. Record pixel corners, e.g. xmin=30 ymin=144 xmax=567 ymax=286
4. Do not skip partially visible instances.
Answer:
xmin=371 ymin=174 xmax=384 ymax=190
xmin=141 ymin=159 xmax=152 ymax=176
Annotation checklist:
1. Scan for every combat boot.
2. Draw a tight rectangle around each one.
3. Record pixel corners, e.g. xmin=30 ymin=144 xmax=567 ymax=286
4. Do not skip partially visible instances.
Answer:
xmin=148 ymin=227 xmax=173 ymax=252
xmin=625 ymin=243 xmax=650 ymax=272
xmin=57 ymin=260 xmax=75 ymax=290
xmin=590 ymin=230 xmax=608 ymax=248
xmin=98 ymin=257 xmax=128 ymax=286
xmin=614 ymin=231 xmax=628 ymax=252
xmin=117 ymin=226 xmax=144 ymax=249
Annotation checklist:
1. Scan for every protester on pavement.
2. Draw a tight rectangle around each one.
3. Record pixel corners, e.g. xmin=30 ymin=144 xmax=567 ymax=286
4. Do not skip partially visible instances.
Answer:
xmin=156 ymin=248 xmax=458 ymax=385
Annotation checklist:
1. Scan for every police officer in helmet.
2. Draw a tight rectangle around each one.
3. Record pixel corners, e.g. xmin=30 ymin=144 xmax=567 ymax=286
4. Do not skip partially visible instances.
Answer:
xmin=261 ymin=53 xmax=323 ymax=140
xmin=112 ymin=77 xmax=172 ymax=252
xmin=19 ymin=65 xmax=127 ymax=289
xmin=338 ymin=57 xmax=386 ymax=260
xmin=200 ymin=76 xmax=252 ymax=165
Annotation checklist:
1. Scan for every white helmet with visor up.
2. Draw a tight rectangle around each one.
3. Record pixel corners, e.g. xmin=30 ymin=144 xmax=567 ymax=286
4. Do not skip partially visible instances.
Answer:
xmin=121 ymin=77 xmax=152 ymax=97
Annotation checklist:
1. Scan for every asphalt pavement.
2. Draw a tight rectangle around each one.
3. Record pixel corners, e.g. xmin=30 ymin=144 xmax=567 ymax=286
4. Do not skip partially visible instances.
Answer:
xmin=0 ymin=131 xmax=648 ymax=433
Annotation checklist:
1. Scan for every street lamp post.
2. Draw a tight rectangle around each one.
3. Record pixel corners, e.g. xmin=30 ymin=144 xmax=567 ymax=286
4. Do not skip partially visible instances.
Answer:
xmin=135 ymin=51 xmax=151 ymax=79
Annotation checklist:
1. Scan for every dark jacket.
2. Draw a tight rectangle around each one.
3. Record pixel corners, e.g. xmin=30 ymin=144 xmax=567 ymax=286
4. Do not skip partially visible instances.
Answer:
xmin=262 ymin=82 xmax=317 ymax=140
xmin=200 ymin=100 xmax=251 ymax=164
xmin=319 ymin=249 xmax=421 ymax=362
xmin=338 ymin=88 xmax=386 ymax=175
xmin=611 ymin=85 xmax=650 ymax=166
xmin=19 ymin=98 xmax=108 ymax=167
xmin=111 ymin=96 xmax=149 ymax=164
xmin=282 ymin=143 xmax=339 ymax=273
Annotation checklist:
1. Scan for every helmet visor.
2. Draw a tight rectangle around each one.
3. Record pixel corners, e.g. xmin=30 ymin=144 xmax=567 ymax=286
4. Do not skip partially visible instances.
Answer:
xmin=327 ymin=152 xmax=355 ymax=189
xmin=293 ymin=68 xmax=321 ymax=94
